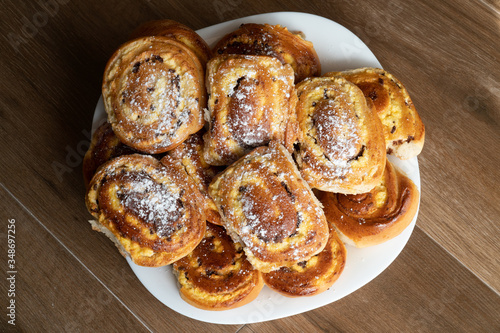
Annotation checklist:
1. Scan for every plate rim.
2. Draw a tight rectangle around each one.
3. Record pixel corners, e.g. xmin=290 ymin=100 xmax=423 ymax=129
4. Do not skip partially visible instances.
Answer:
xmin=91 ymin=11 xmax=420 ymax=325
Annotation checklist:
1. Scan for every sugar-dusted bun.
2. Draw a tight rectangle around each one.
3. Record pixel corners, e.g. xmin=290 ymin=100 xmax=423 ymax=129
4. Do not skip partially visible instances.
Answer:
xmin=213 ymin=23 xmax=321 ymax=83
xmin=167 ymin=131 xmax=223 ymax=225
xmin=325 ymin=67 xmax=425 ymax=159
xmin=203 ymin=54 xmax=298 ymax=166
xmin=294 ymin=76 xmax=386 ymax=194
xmin=86 ymin=154 xmax=206 ymax=266
xmin=102 ymin=36 xmax=206 ymax=154
xmin=317 ymin=160 xmax=419 ymax=248
xmin=173 ymin=223 xmax=263 ymax=310
xmin=262 ymin=224 xmax=346 ymax=297
xmin=209 ymin=141 xmax=329 ymax=273
xmin=129 ymin=19 xmax=212 ymax=68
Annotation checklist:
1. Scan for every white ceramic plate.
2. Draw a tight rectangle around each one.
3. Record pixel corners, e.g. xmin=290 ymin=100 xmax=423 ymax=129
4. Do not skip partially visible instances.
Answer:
xmin=92 ymin=11 xmax=420 ymax=325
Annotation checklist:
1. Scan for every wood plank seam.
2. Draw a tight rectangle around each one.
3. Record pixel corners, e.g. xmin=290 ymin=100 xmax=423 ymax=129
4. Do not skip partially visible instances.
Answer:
xmin=0 ymin=182 xmax=155 ymax=333
xmin=478 ymin=0 xmax=500 ymax=16
xmin=234 ymin=324 xmax=248 ymax=332
xmin=414 ymin=224 xmax=500 ymax=298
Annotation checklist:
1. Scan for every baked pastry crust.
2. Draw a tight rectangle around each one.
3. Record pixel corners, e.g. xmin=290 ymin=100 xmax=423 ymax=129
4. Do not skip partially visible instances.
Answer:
xmin=173 ymin=223 xmax=263 ymax=310
xmin=262 ymin=223 xmax=346 ymax=297
xmin=294 ymin=76 xmax=386 ymax=194
xmin=325 ymin=67 xmax=425 ymax=159
xmin=86 ymin=154 xmax=206 ymax=266
xmin=213 ymin=23 xmax=321 ymax=83
xmin=167 ymin=131 xmax=223 ymax=225
xmin=129 ymin=19 xmax=212 ymax=68
xmin=203 ymin=54 xmax=298 ymax=166
xmin=83 ymin=122 xmax=138 ymax=189
xmin=317 ymin=160 xmax=419 ymax=248
xmin=209 ymin=141 xmax=329 ymax=273
xmin=102 ymin=36 xmax=206 ymax=154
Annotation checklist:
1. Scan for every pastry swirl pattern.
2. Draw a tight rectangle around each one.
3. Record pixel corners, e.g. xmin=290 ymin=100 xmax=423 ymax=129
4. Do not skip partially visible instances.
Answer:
xmin=213 ymin=23 xmax=321 ymax=83
xmin=129 ymin=19 xmax=212 ymax=68
xmin=325 ymin=67 xmax=425 ymax=160
xmin=203 ymin=54 xmax=298 ymax=166
xmin=86 ymin=154 xmax=206 ymax=266
xmin=317 ymin=160 xmax=419 ymax=248
xmin=173 ymin=223 xmax=263 ymax=310
xmin=294 ymin=76 xmax=386 ymax=194
xmin=102 ymin=36 xmax=206 ymax=154
xmin=209 ymin=141 xmax=329 ymax=273
xmin=262 ymin=223 xmax=346 ymax=297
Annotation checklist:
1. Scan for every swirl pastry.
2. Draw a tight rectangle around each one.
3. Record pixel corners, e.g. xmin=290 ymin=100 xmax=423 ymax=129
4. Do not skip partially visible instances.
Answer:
xmin=102 ymin=36 xmax=206 ymax=154
xmin=86 ymin=154 xmax=206 ymax=266
xmin=203 ymin=54 xmax=298 ymax=166
xmin=325 ymin=67 xmax=425 ymax=159
xmin=262 ymin=223 xmax=346 ymax=297
xmin=83 ymin=122 xmax=139 ymax=189
xmin=129 ymin=19 xmax=212 ymax=68
xmin=213 ymin=23 xmax=321 ymax=83
xmin=209 ymin=141 xmax=329 ymax=273
xmin=167 ymin=131 xmax=223 ymax=225
xmin=317 ymin=160 xmax=419 ymax=248
xmin=294 ymin=76 xmax=386 ymax=194
xmin=173 ymin=223 xmax=263 ymax=310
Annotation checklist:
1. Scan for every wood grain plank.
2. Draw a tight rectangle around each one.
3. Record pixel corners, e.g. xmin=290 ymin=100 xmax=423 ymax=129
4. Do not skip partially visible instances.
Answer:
xmin=0 ymin=3 xmax=239 ymax=331
xmin=241 ymin=227 xmax=500 ymax=332
xmin=351 ymin=0 xmax=500 ymax=292
xmin=0 ymin=0 xmax=499 ymax=330
xmin=0 ymin=186 xmax=152 ymax=332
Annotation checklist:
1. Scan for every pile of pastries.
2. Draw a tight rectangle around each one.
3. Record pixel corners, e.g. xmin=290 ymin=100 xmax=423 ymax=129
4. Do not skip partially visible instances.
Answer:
xmin=84 ymin=20 xmax=424 ymax=311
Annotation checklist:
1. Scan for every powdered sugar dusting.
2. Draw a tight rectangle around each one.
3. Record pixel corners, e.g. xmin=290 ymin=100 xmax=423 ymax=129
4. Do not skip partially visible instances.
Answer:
xmin=119 ymin=172 xmax=182 ymax=238
xmin=119 ymin=55 xmax=199 ymax=146
xmin=227 ymin=78 xmax=269 ymax=147
xmin=312 ymin=97 xmax=361 ymax=178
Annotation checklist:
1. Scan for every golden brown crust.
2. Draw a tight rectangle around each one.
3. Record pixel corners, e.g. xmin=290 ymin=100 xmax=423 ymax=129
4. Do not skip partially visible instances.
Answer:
xmin=83 ymin=122 xmax=139 ymax=189
xmin=317 ymin=160 xmax=419 ymax=248
xmin=129 ymin=19 xmax=212 ymax=68
xmin=86 ymin=154 xmax=206 ymax=266
xmin=294 ymin=76 xmax=386 ymax=194
xmin=102 ymin=36 xmax=206 ymax=154
xmin=325 ymin=67 xmax=425 ymax=159
xmin=167 ymin=131 xmax=224 ymax=225
xmin=208 ymin=141 xmax=329 ymax=273
xmin=172 ymin=223 xmax=263 ymax=310
xmin=262 ymin=225 xmax=346 ymax=297
xmin=213 ymin=23 xmax=321 ymax=83
xmin=203 ymin=54 xmax=298 ymax=166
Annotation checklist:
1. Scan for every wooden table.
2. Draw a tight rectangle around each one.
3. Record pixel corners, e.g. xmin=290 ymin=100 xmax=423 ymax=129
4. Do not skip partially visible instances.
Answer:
xmin=1 ymin=0 xmax=499 ymax=331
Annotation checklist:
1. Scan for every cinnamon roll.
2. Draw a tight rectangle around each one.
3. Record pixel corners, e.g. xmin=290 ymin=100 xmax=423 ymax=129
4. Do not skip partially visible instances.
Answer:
xmin=173 ymin=223 xmax=263 ymax=310
xmin=316 ymin=160 xmax=419 ymax=248
xmin=203 ymin=54 xmax=298 ymax=166
xmin=102 ymin=36 xmax=206 ymax=154
xmin=213 ymin=23 xmax=321 ymax=83
xmin=167 ymin=131 xmax=223 ymax=225
xmin=83 ymin=122 xmax=139 ymax=189
xmin=325 ymin=67 xmax=425 ymax=159
xmin=86 ymin=154 xmax=206 ymax=266
xmin=208 ymin=141 xmax=329 ymax=273
xmin=129 ymin=19 xmax=212 ymax=68
xmin=262 ymin=223 xmax=346 ymax=297
xmin=294 ymin=76 xmax=386 ymax=194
